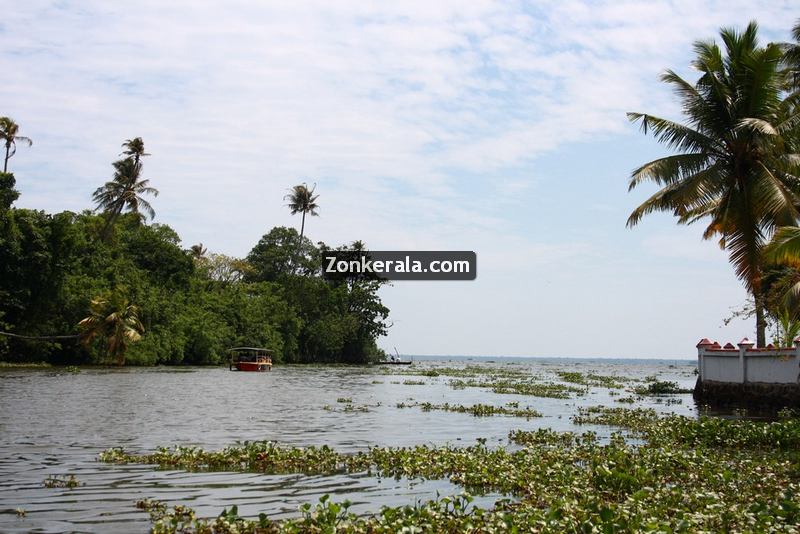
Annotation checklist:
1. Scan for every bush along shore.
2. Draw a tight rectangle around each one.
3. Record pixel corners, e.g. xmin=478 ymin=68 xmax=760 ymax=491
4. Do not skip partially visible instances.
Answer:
xmin=0 ymin=162 xmax=390 ymax=366
xmin=100 ymin=409 xmax=800 ymax=532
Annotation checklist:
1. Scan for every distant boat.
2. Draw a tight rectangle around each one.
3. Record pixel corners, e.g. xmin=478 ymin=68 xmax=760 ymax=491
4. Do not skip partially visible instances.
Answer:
xmin=228 ymin=347 xmax=273 ymax=372
xmin=375 ymin=347 xmax=412 ymax=365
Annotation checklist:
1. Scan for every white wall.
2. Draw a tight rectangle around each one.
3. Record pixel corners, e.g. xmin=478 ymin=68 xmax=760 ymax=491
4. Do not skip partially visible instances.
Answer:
xmin=699 ymin=348 xmax=800 ymax=384
xmin=702 ymin=354 xmax=742 ymax=382
xmin=746 ymin=355 xmax=799 ymax=384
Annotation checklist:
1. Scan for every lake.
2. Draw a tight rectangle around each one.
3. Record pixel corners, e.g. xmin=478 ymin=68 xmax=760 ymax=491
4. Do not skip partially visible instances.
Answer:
xmin=0 ymin=358 xmax=697 ymax=533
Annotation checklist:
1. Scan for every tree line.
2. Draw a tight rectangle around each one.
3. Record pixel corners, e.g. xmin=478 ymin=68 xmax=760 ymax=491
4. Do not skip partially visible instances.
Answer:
xmin=0 ymin=129 xmax=389 ymax=365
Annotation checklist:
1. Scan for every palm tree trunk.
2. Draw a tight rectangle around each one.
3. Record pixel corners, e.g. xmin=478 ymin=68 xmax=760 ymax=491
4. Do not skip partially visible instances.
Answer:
xmin=99 ymin=204 xmax=124 ymax=241
xmin=3 ymin=144 xmax=9 ymax=173
xmin=291 ymin=211 xmax=307 ymax=276
xmin=300 ymin=211 xmax=306 ymax=242
xmin=755 ymin=297 xmax=767 ymax=347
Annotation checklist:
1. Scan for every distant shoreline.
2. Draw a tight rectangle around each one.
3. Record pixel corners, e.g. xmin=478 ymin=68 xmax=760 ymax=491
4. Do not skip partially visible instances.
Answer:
xmin=404 ymin=355 xmax=696 ymax=364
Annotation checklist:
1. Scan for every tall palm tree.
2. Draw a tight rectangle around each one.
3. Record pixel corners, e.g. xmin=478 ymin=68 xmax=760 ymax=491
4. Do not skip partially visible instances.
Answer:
xmin=626 ymin=22 xmax=800 ymax=346
xmin=78 ymin=292 xmax=144 ymax=365
xmin=190 ymin=243 xmax=208 ymax=259
xmin=0 ymin=117 xmax=32 ymax=173
xmin=284 ymin=183 xmax=320 ymax=242
xmin=93 ymin=140 xmax=158 ymax=239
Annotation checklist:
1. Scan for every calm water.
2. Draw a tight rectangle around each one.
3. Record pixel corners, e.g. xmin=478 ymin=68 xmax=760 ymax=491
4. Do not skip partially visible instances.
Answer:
xmin=0 ymin=359 xmax=697 ymax=533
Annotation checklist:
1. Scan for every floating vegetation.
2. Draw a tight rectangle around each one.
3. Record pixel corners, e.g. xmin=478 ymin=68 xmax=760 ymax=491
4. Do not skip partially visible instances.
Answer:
xmin=572 ymin=406 xmax=660 ymax=428
xmin=43 ymin=475 xmax=81 ymax=488
xmin=614 ymin=395 xmax=637 ymax=404
xmin=64 ymin=365 xmax=80 ymax=373
xmin=112 ymin=412 xmax=800 ymax=533
xmin=336 ymin=397 xmax=352 ymax=403
xmin=0 ymin=361 xmax=52 ymax=368
xmin=572 ymin=406 xmax=800 ymax=450
xmin=653 ymin=397 xmax=683 ymax=405
xmin=508 ymin=428 xmax=593 ymax=447
xmin=396 ymin=401 xmax=542 ymax=418
xmin=632 ymin=380 xmax=693 ymax=395
xmin=556 ymin=371 xmax=625 ymax=389
xmin=380 ymin=364 xmax=530 ymax=380
xmin=401 ymin=380 xmax=426 ymax=385
xmin=342 ymin=404 xmax=370 ymax=413
xmin=136 ymin=498 xmax=167 ymax=514
xmin=325 ymin=403 xmax=373 ymax=413
xmin=449 ymin=378 xmax=582 ymax=399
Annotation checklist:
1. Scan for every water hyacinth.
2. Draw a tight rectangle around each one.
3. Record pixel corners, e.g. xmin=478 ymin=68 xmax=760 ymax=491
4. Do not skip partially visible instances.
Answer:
xmin=102 ymin=410 xmax=800 ymax=532
xmin=42 ymin=475 xmax=81 ymax=488
xmin=632 ymin=380 xmax=693 ymax=395
xmin=396 ymin=401 xmax=542 ymax=418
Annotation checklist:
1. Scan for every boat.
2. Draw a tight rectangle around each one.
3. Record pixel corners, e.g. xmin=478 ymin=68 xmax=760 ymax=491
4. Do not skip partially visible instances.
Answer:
xmin=228 ymin=347 xmax=273 ymax=372
xmin=375 ymin=347 xmax=412 ymax=365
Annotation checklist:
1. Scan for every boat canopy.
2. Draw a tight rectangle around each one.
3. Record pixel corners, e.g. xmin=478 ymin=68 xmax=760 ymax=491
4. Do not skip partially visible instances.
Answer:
xmin=228 ymin=347 xmax=273 ymax=353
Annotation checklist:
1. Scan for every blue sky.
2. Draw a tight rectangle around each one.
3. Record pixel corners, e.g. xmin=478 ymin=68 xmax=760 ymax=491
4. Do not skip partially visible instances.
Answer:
xmin=2 ymin=0 xmax=798 ymax=358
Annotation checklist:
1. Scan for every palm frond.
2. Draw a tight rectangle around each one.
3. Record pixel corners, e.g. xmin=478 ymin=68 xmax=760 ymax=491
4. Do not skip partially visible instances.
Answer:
xmin=764 ymin=227 xmax=800 ymax=264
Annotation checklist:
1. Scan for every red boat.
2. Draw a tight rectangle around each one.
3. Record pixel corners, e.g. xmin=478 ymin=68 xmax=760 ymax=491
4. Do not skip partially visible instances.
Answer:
xmin=228 ymin=347 xmax=273 ymax=372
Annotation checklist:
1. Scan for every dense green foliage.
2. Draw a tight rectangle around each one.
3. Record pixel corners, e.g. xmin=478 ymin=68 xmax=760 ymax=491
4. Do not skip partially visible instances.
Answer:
xmin=0 ymin=171 xmax=388 ymax=365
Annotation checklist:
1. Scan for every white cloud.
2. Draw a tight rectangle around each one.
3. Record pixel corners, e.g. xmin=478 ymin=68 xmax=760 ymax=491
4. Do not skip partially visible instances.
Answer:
xmin=1 ymin=0 xmax=795 ymax=356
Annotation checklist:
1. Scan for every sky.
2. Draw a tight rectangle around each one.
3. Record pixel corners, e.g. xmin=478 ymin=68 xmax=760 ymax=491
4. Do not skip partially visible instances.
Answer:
xmin=2 ymin=0 xmax=798 ymax=358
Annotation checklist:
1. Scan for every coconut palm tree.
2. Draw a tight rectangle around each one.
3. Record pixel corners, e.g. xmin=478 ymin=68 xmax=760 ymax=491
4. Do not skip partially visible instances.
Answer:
xmin=284 ymin=183 xmax=320 ymax=242
xmin=121 ymin=137 xmax=149 ymax=165
xmin=93 ymin=142 xmax=158 ymax=239
xmin=78 ymin=292 xmax=144 ymax=365
xmin=190 ymin=243 xmax=208 ymax=259
xmin=626 ymin=22 xmax=800 ymax=346
xmin=0 ymin=117 xmax=32 ymax=173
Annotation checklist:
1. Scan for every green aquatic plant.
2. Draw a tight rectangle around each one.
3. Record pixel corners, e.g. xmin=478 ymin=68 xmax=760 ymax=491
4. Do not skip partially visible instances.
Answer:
xmin=632 ymin=380 xmax=692 ymax=395
xmin=43 ymin=474 xmax=81 ymax=488
xmin=397 ymin=401 xmax=542 ymax=418
xmin=572 ymin=406 xmax=800 ymax=450
xmin=120 ymin=419 xmax=800 ymax=533
xmin=556 ymin=371 xmax=625 ymax=389
xmin=449 ymin=378 xmax=582 ymax=399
